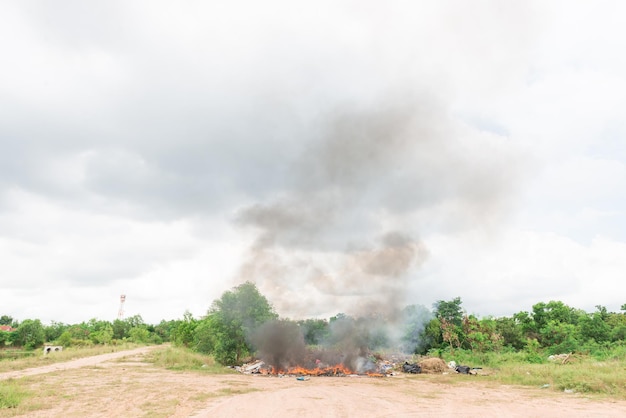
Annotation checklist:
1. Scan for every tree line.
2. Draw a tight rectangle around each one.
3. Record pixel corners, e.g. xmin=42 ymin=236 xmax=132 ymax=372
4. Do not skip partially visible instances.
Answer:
xmin=3 ymin=284 xmax=626 ymax=366
xmin=167 ymin=283 xmax=626 ymax=365
xmin=0 ymin=314 xmax=179 ymax=350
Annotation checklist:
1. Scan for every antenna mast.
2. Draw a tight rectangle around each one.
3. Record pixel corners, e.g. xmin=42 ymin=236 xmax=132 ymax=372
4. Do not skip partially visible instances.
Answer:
xmin=118 ymin=294 xmax=126 ymax=320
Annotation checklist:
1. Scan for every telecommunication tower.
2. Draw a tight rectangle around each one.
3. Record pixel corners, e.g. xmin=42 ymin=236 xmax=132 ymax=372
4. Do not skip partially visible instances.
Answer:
xmin=118 ymin=294 xmax=126 ymax=319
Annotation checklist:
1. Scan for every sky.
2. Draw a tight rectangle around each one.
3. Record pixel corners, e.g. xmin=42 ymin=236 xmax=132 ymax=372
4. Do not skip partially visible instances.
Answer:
xmin=1 ymin=1 xmax=625 ymax=325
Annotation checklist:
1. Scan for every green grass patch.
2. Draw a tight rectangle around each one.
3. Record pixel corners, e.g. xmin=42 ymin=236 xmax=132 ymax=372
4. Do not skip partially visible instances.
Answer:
xmin=438 ymin=348 xmax=626 ymax=398
xmin=0 ymin=351 xmax=36 ymax=361
xmin=146 ymin=346 xmax=236 ymax=374
xmin=0 ymin=382 xmax=29 ymax=409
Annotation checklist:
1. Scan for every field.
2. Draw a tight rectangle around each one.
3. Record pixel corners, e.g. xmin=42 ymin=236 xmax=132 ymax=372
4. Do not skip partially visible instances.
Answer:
xmin=2 ymin=346 xmax=626 ymax=417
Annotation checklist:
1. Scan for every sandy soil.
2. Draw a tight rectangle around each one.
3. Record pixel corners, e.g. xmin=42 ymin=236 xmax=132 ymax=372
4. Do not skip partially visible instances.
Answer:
xmin=2 ymin=347 xmax=626 ymax=418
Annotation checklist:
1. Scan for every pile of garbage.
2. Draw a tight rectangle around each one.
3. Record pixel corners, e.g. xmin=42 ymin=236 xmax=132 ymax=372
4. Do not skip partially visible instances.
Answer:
xmin=235 ymin=356 xmax=402 ymax=377
xmin=548 ymin=353 xmax=572 ymax=364
xmin=235 ymin=355 xmax=485 ymax=377
xmin=447 ymin=360 xmax=483 ymax=375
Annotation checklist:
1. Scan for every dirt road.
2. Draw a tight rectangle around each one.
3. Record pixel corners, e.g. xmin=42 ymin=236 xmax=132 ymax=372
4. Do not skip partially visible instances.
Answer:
xmin=3 ymin=347 xmax=626 ymax=417
xmin=0 ymin=346 xmax=158 ymax=381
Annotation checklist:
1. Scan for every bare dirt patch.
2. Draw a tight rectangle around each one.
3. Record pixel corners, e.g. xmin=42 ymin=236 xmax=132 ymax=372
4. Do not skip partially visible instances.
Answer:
xmin=3 ymin=348 xmax=626 ymax=417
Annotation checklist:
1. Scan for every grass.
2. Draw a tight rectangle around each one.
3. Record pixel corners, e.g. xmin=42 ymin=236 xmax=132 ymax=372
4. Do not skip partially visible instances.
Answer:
xmin=0 ymin=383 xmax=29 ymax=409
xmin=0 ymin=343 xmax=144 ymax=373
xmin=0 ymin=351 xmax=35 ymax=361
xmin=486 ymin=360 xmax=626 ymax=396
xmin=436 ymin=348 xmax=626 ymax=398
xmin=145 ymin=346 xmax=236 ymax=374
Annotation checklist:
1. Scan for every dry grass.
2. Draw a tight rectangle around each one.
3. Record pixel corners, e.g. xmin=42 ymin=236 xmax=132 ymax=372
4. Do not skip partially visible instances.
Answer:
xmin=418 ymin=357 xmax=448 ymax=374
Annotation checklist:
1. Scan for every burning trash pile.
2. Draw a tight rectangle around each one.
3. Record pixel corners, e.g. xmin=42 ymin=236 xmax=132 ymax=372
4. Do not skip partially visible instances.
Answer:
xmin=233 ymin=317 xmax=416 ymax=377
xmin=236 ymin=353 xmax=397 ymax=377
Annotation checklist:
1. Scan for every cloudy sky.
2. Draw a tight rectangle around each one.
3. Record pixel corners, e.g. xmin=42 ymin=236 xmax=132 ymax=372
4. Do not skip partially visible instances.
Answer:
xmin=1 ymin=1 xmax=625 ymax=325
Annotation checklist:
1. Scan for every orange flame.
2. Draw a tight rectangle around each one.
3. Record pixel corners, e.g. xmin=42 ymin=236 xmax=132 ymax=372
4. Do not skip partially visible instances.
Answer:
xmin=270 ymin=364 xmax=355 ymax=376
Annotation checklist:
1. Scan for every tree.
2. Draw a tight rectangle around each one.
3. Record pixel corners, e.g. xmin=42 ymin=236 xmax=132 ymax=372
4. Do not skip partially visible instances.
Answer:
xmin=193 ymin=315 xmax=217 ymax=353
xmin=530 ymin=301 xmax=578 ymax=347
xmin=90 ymin=324 xmax=114 ymax=344
xmin=433 ymin=297 xmax=464 ymax=328
xmin=44 ymin=321 xmax=68 ymax=342
xmin=578 ymin=307 xmax=611 ymax=344
xmin=112 ymin=319 xmax=131 ymax=340
xmin=495 ymin=316 xmax=525 ymax=350
xmin=296 ymin=318 xmax=329 ymax=346
xmin=13 ymin=319 xmax=45 ymax=349
xmin=0 ymin=315 xmax=13 ymax=326
xmin=201 ymin=282 xmax=277 ymax=365
xmin=171 ymin=311 xmax=197 ymax=347
xmin=430 ymin=297 xmax=464 ymax=352
xmin=129 ymin=327 xmax=150 ymax=343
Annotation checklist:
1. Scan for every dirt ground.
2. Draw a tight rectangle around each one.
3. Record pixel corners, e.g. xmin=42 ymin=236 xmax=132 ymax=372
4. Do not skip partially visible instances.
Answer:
xmin=2 ymin=347 xmax=626 ymax=418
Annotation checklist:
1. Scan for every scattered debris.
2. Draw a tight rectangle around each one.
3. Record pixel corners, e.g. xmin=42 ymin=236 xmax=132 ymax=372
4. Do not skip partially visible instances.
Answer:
xmin=540 ymin=384 xmax=550 ymax=389
xmin=235 ymin=360 xmax=266 ymax=374
xmin=296 ymin=376 xmax=310 ymax=381
xmin=455 ymin=365 xmax=471 ymax=374
xmin=564 ymin=389 xmax=575 ymax=394
xmin=402 ymin=362 xmax=421 ymax=374
xmin=468 ymin=367 xmax=483 ymax=375
xmin=548 ymin=353 xmax=572 ymax=364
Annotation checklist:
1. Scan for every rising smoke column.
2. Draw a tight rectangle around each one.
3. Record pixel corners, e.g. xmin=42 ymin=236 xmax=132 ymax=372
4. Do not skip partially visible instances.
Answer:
xmin=235 ymin=93 xmax=520 ymax=319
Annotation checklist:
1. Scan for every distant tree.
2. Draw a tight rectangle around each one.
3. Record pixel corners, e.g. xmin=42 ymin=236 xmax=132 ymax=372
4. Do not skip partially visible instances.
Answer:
xmin=57 ymin=331 xmax=72 ymax=347
xmin=171 ymin=311 xmax=197 ymax=347
xmin=578 ymin=307 xmax=611 ymax=344
xmin=193 ymin=315 xmax=217 ymax=353
xmin=539 ymin=320 xmax=579 ymax=352
xmin=44 ymin=321 xmax=68 ymax=342
xmin=531 ymin=301 xmax=579 ymax=347
xmin=13 ymin=319 xmax=45 ymax=349
xmin=201 ymin=282 xmax=277 ymax=365
xmin=125 ymin=315 xmax=145 ymax=328
xmin=90 ymin=324 xmax=114 ymax=345
xmin=429 ymin=297 xmax=464 ymax=352
xmin=128 ymin=327 xmax=150 ymax=344
xmin=67 ymin=324 xmax=90 ymax=340
xmin=154 ymin=319 xmax=179 ymax=342
xmin=0 ymin=315 xmax=13 ymax=326
xmin=513 ymin=310 xmax=537 ymax=339
xmin=297 ymin=318 xmax=329 ymax=346
xmin=462 ymin=316 xmax=502 ymax=352
xmin=495 ymin=316 xmax=525 ymax=350
xmin=433 ymin=297 xmax=464 ymax=328
xmin=112 ymin=319 xmax=131 ymax=340
xmin=0 ymin=329 xmax=14 ymax=346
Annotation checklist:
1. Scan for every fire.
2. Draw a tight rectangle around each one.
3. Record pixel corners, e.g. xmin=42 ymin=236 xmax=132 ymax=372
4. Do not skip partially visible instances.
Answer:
xmin=270 ymin=363 xmax=355 ymax=376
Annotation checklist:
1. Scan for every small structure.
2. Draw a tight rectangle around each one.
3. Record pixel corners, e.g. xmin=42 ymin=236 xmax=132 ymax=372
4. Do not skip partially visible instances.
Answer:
xmin=43 ymin=345 xmax=63 ymax=354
